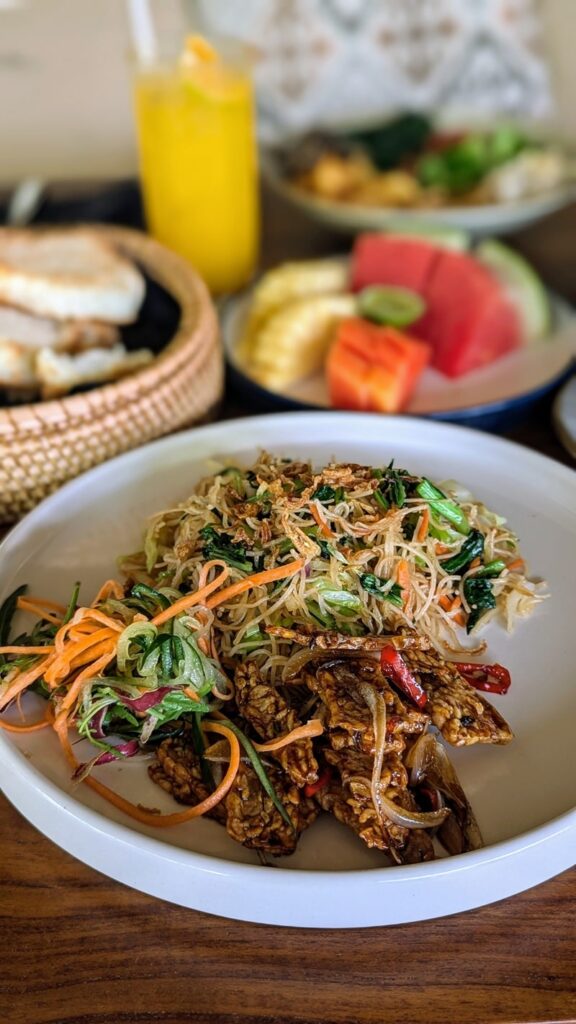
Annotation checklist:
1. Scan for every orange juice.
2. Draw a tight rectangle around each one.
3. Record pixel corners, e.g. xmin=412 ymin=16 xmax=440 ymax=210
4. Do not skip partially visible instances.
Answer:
xmin=134 ymin=38 xmax=259 ymax=294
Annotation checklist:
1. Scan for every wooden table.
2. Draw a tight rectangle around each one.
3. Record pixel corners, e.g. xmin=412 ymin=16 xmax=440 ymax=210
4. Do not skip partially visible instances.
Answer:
xmin=2 ymin=189 xmax=575 ymax=1024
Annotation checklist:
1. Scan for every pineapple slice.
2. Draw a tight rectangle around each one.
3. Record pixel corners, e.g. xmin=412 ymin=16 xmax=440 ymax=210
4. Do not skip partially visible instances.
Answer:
xmin=243 ymin=259 xmax=348 ymax=344
xmin=249 ymin=293 xmax=356 ymax=390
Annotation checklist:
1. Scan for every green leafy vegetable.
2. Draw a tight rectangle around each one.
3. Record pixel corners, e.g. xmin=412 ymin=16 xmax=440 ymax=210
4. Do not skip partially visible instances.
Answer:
xmin=360 ymin=573 xmax=403 ymax=608
xmin=373 ymin=467 xmax=407 ymax=510
xmin=348 ymin=112 xmax=432 ymax=170
xmin=62 ymin=581 xmax=81 ymax=625
xmin=417 ymin=127 xmax=526 ymax=195
xmin=200 ymin=525 xmax=254 ymax=573
xmin=150 ymin=688 xmax=211 ymax=727
xmin=474 ymin=559 xmax=506 ymax=579
xmin=130 ymin=582 xmax=171 ymax=612
xmin=238 ymin=622 xmax=268 ymax=651
xmin=373 ymin=488 xmax=389 ymax=512
xmin=307 ymin=600 xmax=337 ymax=629
xmin=0 ymin=585 xmax=27 ymax=668
xmin=315 ymin=579 xmax=362 ymax=614
xmin=416 ymin=479 xmax=470 ymax=535
xmin=464 ymin=578 xmax=496 ymax=633
xmin=312 ymin=485 xmax=340 ymax=504
xmin=440 ymin=529 xmax=484 ymax=574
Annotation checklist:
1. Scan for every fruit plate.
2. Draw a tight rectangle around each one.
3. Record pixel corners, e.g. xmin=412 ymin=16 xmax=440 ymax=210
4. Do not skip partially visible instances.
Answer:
xmin=222 ymin=285 xmax=576 ymax=431
xmin=0 ymin=413 xmax=575 ymax=928
xmin=262 ymin=149 xmax=576 ymax=238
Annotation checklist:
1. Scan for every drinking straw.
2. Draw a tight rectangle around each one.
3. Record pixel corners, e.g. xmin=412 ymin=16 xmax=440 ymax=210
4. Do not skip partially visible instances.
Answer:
xmin=126 ymin=0 xmax=157 ymax=64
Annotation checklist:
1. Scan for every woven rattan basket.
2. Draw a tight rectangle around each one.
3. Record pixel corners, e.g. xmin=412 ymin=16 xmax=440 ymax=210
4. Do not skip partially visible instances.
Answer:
xmin=0 ymin=226 xmax=222 ymax=525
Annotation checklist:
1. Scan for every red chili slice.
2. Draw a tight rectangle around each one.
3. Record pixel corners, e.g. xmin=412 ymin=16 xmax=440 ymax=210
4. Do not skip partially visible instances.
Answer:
xmin=380 ymin=646 xmax=427 ymax=708
xmin=304 ymin=767 xmax=332 ymax=798
xmin=454 ymin=661 xmax=511 ymax=695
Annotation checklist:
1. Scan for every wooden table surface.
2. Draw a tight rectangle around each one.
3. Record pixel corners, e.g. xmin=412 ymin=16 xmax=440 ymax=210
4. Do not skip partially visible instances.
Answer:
xmin=1 ymin=188 xmax=575 ymax=1024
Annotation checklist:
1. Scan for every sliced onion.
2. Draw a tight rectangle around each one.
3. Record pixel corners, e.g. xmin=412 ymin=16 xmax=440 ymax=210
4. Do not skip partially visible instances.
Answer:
xmin=94 ymin=739 xmax=140 ymax=765
xmin=405 ymin=731 xmax=483 ymax=848
xmin=406 ymin=731 xmax=466 ymax=807
xmin=282 ymin=647 xmax=375 ymax=681
xmin=357 ymin=681 xmax=387 ymax=825
xmin=377 ymin=790 xmax=449 ymax=830
xmin=119 ymin=686 xmax=172 ymax=714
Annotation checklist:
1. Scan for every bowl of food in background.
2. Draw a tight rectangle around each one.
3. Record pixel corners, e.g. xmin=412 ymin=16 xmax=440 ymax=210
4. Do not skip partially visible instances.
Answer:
xmin=0 ymin=225 xmax=222 ymax=524
xmin=263 ymin=114 xmax=576 ymax=236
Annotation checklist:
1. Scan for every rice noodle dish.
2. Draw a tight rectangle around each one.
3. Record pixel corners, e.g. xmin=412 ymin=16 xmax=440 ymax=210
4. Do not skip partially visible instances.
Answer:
xmin=0 ymin=453 xmax=546 ymax=864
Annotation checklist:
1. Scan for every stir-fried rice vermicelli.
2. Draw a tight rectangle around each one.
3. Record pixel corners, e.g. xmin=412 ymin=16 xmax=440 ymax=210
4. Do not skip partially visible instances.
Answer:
xmin=0 ymin=453 xmax=546 ymax=862
xmin=123 ymin=452 xmax=544 ymax=681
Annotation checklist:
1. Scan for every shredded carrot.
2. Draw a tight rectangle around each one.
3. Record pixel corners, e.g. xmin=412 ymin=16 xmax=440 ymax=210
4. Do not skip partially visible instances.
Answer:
xmin=453 ymin=611 xmax=466 ymax=627
xmin=68 ymin=638 xmax=117 ymax=672
xmin=206 ymin=558 xmax=305 ymax=610
xmin=0 ymin=645 xmax=55 ymax=655
xmin=74 ymin=609 xmax=124 ymax=632
xmin=440 ymin=594 xmax=463 ymax=618
xmin=55 ymin=650 xmax=116 ymax=723
xmin=396 ymin=559 xmax=410 ymax=604
xmin=91 ymin=579 xmax=125 ymax=605
xmin=0 ymin=714 xmax=51 ymax=733
xmin=435 ymin=543 xmax=451 ymax=555
xmin=16 ymin=601 xmax=62 ymax=626
xmin=198 ymin=559 xmax=228 ymax=590
xmin=53 ymin=611 xmax=109 ymax=655
xmin=17 ymin=595 xmax=66 ymax=614
xmin=252 ymin=719 xmax=323 ymax=753
xmin=152 ymin=564 xmax=230 ymax=626
xmin=0 ymin=655 xmax=54 ymax=712
xmin=310 ymin=503 xmax=333 ymax=539
xmin=45 ymin=629 xmax=117 ymax=687
xmin=56 ymin=719 xmax=241 ymax=828
xmin=470 ymin=557 xmax=482 ymax=569
xmin=416 ymin=507 xmax=430 ymax=543
xmin=183 ymin=686 xmax=201 ymax=703
xmin=507 ymin=558 xmax=525 ymax=572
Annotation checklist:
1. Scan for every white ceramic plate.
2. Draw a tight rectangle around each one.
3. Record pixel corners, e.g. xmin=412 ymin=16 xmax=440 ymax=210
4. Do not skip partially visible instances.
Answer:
xmin=223 ymin=282 xmax=576 ymax=426
xmin=262 ymin=149 xmax=576 ymax=238
xmin=0 ymin=413 xmax=575 ymax=928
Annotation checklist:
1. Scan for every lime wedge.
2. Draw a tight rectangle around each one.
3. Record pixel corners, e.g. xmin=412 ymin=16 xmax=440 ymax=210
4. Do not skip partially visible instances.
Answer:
xmin=477 ymin=239 xmax=551 ymax=342
xmin=385 ymin=222 xmax=470 ymax=251
xmin=358 ymin=286 xmax=426 ymax=327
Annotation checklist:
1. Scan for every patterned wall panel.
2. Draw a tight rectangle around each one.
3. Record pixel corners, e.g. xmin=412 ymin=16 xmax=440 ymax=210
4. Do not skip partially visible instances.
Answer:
xmin=190 ymin=0 xmax=552 ymax=140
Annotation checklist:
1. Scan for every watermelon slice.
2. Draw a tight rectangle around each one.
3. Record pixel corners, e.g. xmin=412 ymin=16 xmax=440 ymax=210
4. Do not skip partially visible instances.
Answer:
xmin=350 ymin=234 xmax=440 ymax=295
xmin=476 ymin=239 xmax=551 ymax=342
xmin=412 ymin=251 xmax=523 ymax=377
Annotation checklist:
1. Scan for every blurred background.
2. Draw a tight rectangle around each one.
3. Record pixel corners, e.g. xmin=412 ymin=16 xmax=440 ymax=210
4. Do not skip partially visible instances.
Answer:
xmin=0 ymin=0 xmax=573 ymax=186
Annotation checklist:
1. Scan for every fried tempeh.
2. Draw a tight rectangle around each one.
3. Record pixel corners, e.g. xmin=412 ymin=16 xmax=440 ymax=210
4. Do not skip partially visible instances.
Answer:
xmin=234 ymin=661 xmax=319 ymax=786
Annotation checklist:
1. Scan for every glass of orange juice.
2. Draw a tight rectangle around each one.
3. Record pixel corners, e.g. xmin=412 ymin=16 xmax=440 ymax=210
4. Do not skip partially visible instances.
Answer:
xmin=134 ymin=35 xmax=259 ymax=295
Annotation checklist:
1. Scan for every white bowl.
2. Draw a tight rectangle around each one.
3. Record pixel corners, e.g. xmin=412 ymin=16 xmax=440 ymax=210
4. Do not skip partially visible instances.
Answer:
xmin=263 ymin=149 xmax=576 ymax=238
xmin=0 ymin=413 xmax=575 ymax=927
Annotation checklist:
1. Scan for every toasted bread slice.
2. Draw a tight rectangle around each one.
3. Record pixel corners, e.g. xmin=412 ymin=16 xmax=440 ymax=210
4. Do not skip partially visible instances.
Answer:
xmin=0 ymin=341 xmax=37 ymax=387
xmin=0 ymin=229 xmax=145 ymax=323
xmin=0 ymin=304 xmax=119 ymax=352
xmin=36 ymin=343 xmax=153 ymax=399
